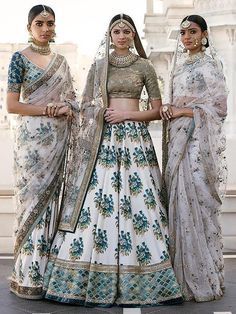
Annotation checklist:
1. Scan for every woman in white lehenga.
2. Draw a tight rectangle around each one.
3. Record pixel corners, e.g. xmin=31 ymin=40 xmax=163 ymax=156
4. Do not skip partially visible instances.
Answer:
xmin=160 ymin=15 xmax=228 ymax=302
xmin=7 ymin=5 xmax=76 ymax=299
xmin=43 ymin=13 xmax=183 ymax=307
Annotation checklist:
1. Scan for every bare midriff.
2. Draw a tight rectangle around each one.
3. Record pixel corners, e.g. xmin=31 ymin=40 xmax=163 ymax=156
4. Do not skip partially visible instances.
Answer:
xmin=109 ymin=98 xmax=139 ymax=111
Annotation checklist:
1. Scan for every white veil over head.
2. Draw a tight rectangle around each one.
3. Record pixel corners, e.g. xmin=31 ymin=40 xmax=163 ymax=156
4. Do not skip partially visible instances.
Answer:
xmin=162 ymin=14 xmax=228 ymax=204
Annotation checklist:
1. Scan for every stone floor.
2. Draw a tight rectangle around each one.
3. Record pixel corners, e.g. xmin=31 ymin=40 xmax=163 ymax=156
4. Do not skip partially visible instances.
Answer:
xmin=0 ymin=258 xmax=235 ymax=314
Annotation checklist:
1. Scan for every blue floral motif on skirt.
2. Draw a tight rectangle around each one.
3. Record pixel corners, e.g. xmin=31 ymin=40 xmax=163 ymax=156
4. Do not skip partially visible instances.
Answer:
xmin=43 ymin=121 xmax=182 ymax=306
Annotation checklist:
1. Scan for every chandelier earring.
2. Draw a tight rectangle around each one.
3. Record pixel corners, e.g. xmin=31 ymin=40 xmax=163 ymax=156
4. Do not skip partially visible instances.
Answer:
xmin=129 ymin=40 xmax=134 ymax=49
xmin=110 ymin=42 xmax=115 ymax=49
xmin=49 ymin=31 xmax=56 ymax=43
xmin=201 ymin=37 xmax=207 ymax=51
xmin=201 ymin=37 xmax=207 ymax=46
xmin=28 ymin=32 xmax=34 ymax=43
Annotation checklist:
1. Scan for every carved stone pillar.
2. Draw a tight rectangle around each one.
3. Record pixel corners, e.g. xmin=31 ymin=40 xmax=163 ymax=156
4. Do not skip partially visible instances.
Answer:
xmin=146 ymin=0 xmax=154 ymax=14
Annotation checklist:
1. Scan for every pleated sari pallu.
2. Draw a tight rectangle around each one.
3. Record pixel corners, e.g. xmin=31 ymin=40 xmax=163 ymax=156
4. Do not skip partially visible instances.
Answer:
xmin=10 ymin=54 xmax=74 ymax=299
xmin=164 ymin=54 xmax=228 ymax=302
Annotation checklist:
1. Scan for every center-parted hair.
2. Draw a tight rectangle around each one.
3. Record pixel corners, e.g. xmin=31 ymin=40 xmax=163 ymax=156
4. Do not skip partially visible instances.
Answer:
xmin=28 ymin=5 xmax=55 ymax=25
xmin=109 ymin=14 xmax=137 ymax=32
xmin=109 ymin=13 xmax=147 ymax=59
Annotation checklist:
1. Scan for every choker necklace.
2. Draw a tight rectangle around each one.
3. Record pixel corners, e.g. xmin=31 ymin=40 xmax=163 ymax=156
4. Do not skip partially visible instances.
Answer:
xmin=109 ymin=51 xmax=138 ymax=68
xmin=30 ymin=42 xmax=51 ymax=55
xmin=185 ymin=51 xmax=205 ymax=64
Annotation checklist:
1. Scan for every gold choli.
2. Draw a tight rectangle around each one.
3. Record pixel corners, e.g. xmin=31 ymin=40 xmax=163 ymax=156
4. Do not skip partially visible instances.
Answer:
xmin=107 ymin=57 xmax=161 ymax=100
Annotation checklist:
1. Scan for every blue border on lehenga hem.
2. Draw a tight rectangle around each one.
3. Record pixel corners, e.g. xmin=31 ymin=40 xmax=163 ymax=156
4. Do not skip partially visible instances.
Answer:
xmin=44 ymin=294 xmax=184 ymax=308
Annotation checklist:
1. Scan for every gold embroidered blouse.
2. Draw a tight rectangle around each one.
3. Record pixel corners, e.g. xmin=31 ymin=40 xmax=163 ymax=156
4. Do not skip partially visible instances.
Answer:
xmin=107 ymin=57 xmax=161 ymax=100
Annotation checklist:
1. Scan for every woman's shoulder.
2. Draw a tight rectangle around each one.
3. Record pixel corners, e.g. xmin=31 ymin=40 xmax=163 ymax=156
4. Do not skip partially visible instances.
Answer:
xmin=10 ymin=51 xmax=24 ymax=61
xmin=203 ymin=54 xmax=216 ymax=65
xmin=10 ymin=47 xmax=32 ymax=64
xmin=135 ymin=56 xmax=155 ymax=70
xmin=201 ymin=54 xmax=224 ymax=74
xmin=9 ymin=51 xmax=26 ymax=70
xmin=136 ymin=56 xmax=150 ymax=64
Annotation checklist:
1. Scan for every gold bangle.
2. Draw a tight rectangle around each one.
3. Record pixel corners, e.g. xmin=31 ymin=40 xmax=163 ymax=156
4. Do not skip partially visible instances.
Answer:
xmin=46 ymin=102 xmax=55 ymax=117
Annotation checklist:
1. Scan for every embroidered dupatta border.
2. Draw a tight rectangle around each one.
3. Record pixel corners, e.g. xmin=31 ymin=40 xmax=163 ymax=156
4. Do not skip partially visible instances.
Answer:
xmin=59 ymin=41 xmax=109 ymax=232
xmin=58 ymin=107 xmax=106 ymax=232
xmin=22 ymin=54 xmax=64 ymax=100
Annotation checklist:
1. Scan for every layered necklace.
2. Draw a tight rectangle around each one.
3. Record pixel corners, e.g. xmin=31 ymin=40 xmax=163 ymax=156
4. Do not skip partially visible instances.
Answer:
xmin=185 ymin=51 xmax=205 ymax=65
xmin=30 ymin=42 xmax=51 ymax=55
xmin=109 ymin=51 xmax=138 ymax=68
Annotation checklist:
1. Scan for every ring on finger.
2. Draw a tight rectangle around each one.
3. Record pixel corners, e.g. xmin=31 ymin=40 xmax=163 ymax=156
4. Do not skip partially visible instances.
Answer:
xmin=162 ymin=105 xmax=169 ymax=113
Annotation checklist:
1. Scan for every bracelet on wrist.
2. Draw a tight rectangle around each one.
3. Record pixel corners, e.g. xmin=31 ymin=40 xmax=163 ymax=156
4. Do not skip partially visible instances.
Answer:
xmin=46 ymin=102 xmax=58 ymax=117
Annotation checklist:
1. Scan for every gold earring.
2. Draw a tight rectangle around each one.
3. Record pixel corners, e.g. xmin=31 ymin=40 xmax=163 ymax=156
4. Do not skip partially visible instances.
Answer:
xmin=129 ymin=40 xmax=134 ymax=49
xmin=201 ymin=37 xmax=207 ymax=51
xmin=201 ymin=37 xmax=207 ymax=46
xmin=28 ymin=32 xmax=33 ymax=43
xmin=110 ymin=42 xmax=115 ymax=49
xmin=49 ymin=31 xmax=56 ymax=43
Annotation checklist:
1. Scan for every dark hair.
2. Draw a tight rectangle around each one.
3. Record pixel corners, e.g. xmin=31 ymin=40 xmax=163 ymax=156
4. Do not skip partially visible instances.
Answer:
xmin=109 ymin=14 xmax=147 ymax=59
xmin=28 ymin=5 xmax=55 ymax=25
xmin=109 ymin=14 xmax=136 ymax=32
xmin=181 ymin=15 xmax=209 ymax=48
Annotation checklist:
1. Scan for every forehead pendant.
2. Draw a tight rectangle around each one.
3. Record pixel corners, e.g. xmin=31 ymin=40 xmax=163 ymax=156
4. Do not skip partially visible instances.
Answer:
xmin=181 ymin=18 xmax=191 ymax=29
xmin=40 ymin=5 xmax=49 ymax=18
xmin=118 ymin=13 xmax=125 ymax=28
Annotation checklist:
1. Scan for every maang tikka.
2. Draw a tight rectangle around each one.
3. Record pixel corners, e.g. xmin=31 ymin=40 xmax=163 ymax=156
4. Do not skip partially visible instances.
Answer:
xmin=118 ymin=13 xmax=125 ymax=28
xmin=181 ymin=16 xmax=191 ymax=29
xmin=40 ymin=5 xmax=49 ymax=18
xmin=109 ymin=13 xmax=136 ymax=33
xmin=181 ymin=16 xmax=190 ymax=53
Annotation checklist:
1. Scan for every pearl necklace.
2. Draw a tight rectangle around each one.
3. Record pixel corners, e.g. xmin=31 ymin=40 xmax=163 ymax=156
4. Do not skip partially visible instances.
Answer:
xmin=109 ymin=51 xmax=138 ymax=68
xmin=185 ymin=51 xmax=205 ymax=65
xmin=30 ymin=42 xmax=51 ymax=55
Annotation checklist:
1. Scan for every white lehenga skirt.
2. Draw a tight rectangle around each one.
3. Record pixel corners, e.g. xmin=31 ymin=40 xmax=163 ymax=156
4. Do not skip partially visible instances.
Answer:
xmin=43 ymin=121 xmax=182 ymax=306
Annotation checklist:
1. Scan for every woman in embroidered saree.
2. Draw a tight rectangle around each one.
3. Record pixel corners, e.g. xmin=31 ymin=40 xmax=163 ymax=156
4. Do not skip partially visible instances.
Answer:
xmin=7 ymin=5 xmax=75 ymax=299
xmin=43 ymin=13 xmax=182 ymax=307
xmin=160 ymin=15 xmax=228 ymax=302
